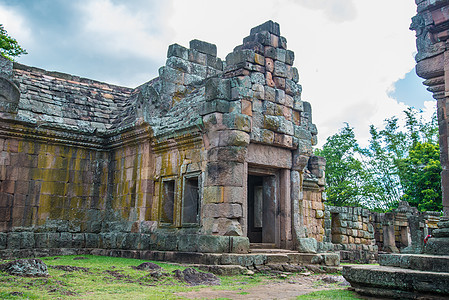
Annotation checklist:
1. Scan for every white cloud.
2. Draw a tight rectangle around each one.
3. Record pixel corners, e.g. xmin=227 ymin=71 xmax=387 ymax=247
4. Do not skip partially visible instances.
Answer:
xmin=78 ymin=0 xmax=173 ymax=60
xmin=0 ymin=4 xmax=32 ymax=50
xmin=292 ymin=0 xmax=357 ymax=22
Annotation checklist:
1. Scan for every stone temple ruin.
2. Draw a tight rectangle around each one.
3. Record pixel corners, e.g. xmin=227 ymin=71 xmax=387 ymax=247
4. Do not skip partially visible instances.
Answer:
xmin=0 ymin=21 xmax=330 ymax=261
xmin=1 ymin=17 xmax=448 ymax=295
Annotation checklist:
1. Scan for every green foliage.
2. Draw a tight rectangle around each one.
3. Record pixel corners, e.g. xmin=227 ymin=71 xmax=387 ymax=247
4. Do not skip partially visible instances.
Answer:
xmin=296 ymin=289 xmax=362 ymax=299
xmin=398 ymin=142 xmax=442 ymax=211
xmin=0 ymin=24 xmax=27 ymax=60
xmin=317 ymin=108 xmax=441 ymax=212
xmin=315 ymin=124 xmax=376 ymax=207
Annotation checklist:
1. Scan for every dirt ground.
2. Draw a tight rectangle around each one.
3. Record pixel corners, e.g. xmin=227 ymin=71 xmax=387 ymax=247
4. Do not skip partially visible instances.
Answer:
xmin=176 ymin=273 xmax=353 ymax=300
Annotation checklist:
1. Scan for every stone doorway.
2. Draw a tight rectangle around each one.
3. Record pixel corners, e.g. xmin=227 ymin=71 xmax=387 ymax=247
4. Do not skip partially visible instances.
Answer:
xmin=247 ymin=174 xmax=277 ymax=245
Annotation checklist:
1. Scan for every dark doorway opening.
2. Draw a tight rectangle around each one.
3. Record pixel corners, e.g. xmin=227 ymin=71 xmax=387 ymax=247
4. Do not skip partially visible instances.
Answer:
xmin=247 ymin=175 xmax=276 ymax=244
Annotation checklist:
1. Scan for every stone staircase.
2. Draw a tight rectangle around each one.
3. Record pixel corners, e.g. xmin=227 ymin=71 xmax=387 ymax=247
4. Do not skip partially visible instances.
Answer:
xmin=88 ymin=246 xmax=341 ymax=276
xmin=343 ymin=253 xmax=449 ymax=299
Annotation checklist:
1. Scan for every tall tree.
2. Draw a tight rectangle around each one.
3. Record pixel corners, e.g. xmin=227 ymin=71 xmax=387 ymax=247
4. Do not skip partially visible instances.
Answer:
xmin=398 ymin=142 xmax=442 ymax=211
xmin=317 ymin=108 xmax=441 ymax=212
xmin=0 ymin=24 xmax=27 ymax=60
xmin=315 ymin=124 xmax=376 ymax=207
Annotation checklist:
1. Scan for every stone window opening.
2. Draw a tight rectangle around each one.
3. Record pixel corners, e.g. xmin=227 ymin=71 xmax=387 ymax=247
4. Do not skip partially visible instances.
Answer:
xmin=182 ymin=174 xmax=200 ymax=225
xmin=160 ymin=179 xmax=175 ymax=224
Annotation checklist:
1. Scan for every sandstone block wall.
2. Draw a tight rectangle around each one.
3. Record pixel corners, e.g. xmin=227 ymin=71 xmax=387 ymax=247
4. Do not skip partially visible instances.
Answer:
xmin=324 ymin=206 xmax=377 ymax=263
xmin=0 ymin=21 xmax=326 ymax=257
xmin=0 ymin=137 xmax=108 ymax=232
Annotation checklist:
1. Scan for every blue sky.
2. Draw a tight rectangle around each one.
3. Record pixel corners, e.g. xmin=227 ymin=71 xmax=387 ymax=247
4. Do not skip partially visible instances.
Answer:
xmin=0 ymin=0 xmax=435 ymax=146
xmin=390 ymin=70 xmax=434 ymax=110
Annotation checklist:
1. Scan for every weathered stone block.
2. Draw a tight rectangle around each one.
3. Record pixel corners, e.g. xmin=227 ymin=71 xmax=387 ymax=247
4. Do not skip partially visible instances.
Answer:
xmin=203 ymin=203 xmax=243 ymax=218
xmin=230 ymin=236 xmax=249 ymax=253
xmin=167 ymin=43 xmax=188 ymax=60
xmin=219 ymin=130 xmax=250 ymax=147
xmin=189 ymin=39 xmax=217 ymax=57
xmin=297 ymin=238 xmax=318 ymax=253
xmin=46 ymin=232 xmax=59 ymax=248
xmin=275 ymin=49 xmax=286 ymax=62
xmin=264 ymin=46 xmax=276 ymax=60
xmin=166 ymin=56 xmax=191 ymax=73
xmin=85 ymin=233 xmax=99 ymax=248
xmin=0 ymin=77 xmax=20 ymax=113
xmin=155 ymin=234 xmax=177 ymax=251
xmin=286 ymin=50 xmax=295 ymax=65
xmin=250 ymin=20 xmax=280 ymax=36
xmin=33 ymin=233 xmax=47 ymax=249
xmin=59 ymin=232 xmax=72 ymax=248
xmin=174 ymin=234 xmax=197 ymax=252
xmin=202 ymin=186 xmax=245 ymax=204
xmin=205 ymin=161 xmax=245 ymax=187
xmin=231 ymin=86 xmax=252 ymax=100
xmin=202 ymin=217 xmax=243 ymax=236
xmin=254 ymin=53 xmax=265 ymax=66
xmin=188 ymin=49 xmax=207 ymax=65
xmin=120 ymin=233 xmax=140 ymax=250
xmin=207 ymin=146 xmax=247 ymax=163
xmin=223 ymin=113 xmax=251 ymax=132
xmin=100 ymin=233 xmax=116 ymax=249
xmin=250 ymin=72 xmax=265 ymax=85
xmin=333 ymin=234 xmax=349 ymax=244
xmin=205 ymin=78 xmax=230 ymax=101
xmin=285 ymin=79 xmax=302 ymax=96
xmin=0 ymin=232 xmax=7 ymax=249
xmin=264 ymin=101 xmax=283 ymax=116
xmin=200 ymin=99 xmax=230 ymax=115
xmin=230 ymin=75 xmax=251 ymax=89
xmin=226 ymin=49 xmax=255 ymax=66
xmin=139 ymin=233 xmax=156 ymax=250
xmin=7 ymin=232 xmax=21 ymax=249
xmin=206 ymin=55 xmax=223 ymax=70
xmin=72 ymin=233 xmax=85 ymax=248
xmin=264 ymin=115 xmax=281 ymax=131
xmin=198 ymin=235 xmax=230 ymax=253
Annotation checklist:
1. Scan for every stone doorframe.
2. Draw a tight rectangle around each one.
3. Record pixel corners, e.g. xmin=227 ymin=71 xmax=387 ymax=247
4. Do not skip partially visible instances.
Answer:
xmin=243 ymin=164 xmax=293 ymax=249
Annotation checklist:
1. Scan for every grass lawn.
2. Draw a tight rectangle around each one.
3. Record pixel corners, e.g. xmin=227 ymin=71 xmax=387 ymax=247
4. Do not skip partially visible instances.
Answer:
xmin=296 ymin=289 xmax=363 ymax=299
xmin=0 ymin=255 xmax=268 ymax=299
xmin=0 ymin=255 xmax=358 ymax=299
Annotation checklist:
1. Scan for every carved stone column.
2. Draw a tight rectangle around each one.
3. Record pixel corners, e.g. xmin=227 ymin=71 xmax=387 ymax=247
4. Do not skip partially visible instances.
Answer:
xmin=411 ymin=0 xmax=449 ymax=254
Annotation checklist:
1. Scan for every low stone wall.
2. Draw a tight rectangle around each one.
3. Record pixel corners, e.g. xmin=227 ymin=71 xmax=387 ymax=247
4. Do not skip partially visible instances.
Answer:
xmin=0 ymin=221 xmax=249 ymax=259
xmin=324 ymin=206 xmax=377 ymax=263
xmin=372 ymin=204 xmax=441 ymax=252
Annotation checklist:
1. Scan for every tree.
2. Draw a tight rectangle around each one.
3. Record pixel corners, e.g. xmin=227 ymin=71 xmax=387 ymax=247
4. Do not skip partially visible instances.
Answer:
xmin=398 ymin=142 xmax=442 ymax=211
xmin=317 ymin=108 xmax=442 ymax=212
xmin=315 ymin=124 xmax=376 ymax=207
xmin=0 ymin=24 xmax=27 ymax=60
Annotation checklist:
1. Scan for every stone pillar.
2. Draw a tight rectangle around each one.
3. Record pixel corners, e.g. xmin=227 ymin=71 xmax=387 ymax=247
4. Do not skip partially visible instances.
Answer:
xmin=411 ymin=0 xmax=449 ymax=254
xmin=200 ymin=76 xmax=249 ymax=237
xmin=382 ymin=213 xmax=399 ymax=253
xmin=402 ymin=214 xmax=425 ymax=254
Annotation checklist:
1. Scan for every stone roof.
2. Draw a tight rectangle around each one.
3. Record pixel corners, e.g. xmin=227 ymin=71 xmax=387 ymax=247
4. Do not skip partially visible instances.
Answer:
xmin=1 ymin=20 xmax=318 ymax=152
xmin=13 ymin=63 xmax=133 ymax=134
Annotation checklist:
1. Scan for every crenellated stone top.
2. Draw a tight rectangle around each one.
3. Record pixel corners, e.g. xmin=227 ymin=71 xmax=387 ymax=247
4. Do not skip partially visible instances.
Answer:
xmin=0 ymin=21 xmax=318 ymax=153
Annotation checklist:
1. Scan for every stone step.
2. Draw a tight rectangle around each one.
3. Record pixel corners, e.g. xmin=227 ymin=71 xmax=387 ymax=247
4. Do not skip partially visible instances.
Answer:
xmin=250 ymin=248 xmax=296 ymax=253
xmin=343 ymin=265 xmax=449 ymax=299
xmin=379 ymin=253 xmax=449 ymax=273
xmin=250 ymin=243 xmax=277 ymax=249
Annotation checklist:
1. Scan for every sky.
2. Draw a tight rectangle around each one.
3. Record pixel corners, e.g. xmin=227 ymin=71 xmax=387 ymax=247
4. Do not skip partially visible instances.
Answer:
xmin=0 ymin=0 xmax=435 ymax=147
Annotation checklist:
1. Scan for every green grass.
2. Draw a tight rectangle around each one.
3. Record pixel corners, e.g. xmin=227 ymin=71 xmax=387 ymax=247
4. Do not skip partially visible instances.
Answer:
xmin=0 ymin=255 xmax=266 ymax=299
xmin=297 ymin=289 xmax=362 ymax=299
